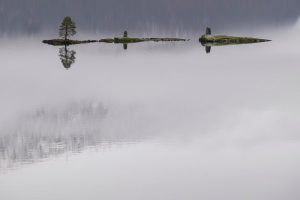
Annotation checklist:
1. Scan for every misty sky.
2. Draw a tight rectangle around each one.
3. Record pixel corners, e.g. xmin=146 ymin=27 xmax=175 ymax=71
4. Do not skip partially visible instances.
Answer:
xmin=1 ymin=0 xmax=300 ymax=34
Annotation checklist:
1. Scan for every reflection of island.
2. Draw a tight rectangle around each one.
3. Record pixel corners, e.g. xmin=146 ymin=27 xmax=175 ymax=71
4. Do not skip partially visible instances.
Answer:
xmin=59 ymin=45 xmax=76 ymax=69
xmin=0 ymin=101 xmax=152 ymax=170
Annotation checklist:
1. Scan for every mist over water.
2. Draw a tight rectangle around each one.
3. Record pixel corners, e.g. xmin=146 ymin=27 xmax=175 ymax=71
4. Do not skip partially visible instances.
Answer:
xmin=1 ymin=2 xmax=300 ymax=199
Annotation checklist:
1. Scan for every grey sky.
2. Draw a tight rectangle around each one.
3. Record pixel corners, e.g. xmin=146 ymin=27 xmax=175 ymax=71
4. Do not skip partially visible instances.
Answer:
xmin=0 ymin=0 xmax=300 ymax=34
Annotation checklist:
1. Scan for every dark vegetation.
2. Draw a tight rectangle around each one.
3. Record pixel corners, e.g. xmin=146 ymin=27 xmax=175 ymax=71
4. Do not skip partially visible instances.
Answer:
xmin=59 ymin=16 xmax=77 ymax=41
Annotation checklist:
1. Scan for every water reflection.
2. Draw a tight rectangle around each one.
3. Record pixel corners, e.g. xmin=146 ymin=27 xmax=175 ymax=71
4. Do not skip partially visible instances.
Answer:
xmin=205 ymin=46 xmax=211 ymax=54
xmin=0 ymin=101 xmax=145 ymax=170
xmin=200 ymin=38 xmax=270 ymax=54
xmin=59 ymin=45 xmax=76 ymax=69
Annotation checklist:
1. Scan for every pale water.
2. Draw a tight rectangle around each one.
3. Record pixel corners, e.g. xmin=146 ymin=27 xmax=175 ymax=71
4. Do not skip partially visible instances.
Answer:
xmin=0 ymin=24 xmax=300 ymax=200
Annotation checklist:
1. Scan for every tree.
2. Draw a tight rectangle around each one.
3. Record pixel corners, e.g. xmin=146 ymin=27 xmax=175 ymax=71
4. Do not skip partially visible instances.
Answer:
xmin=59 ymin=16 xmax=77 ymax=41
xmin=123 ymin=31 xmax=128 ymax=38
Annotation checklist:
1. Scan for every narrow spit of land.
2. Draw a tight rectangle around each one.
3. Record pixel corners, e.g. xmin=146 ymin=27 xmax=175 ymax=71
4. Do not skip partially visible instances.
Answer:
xmin=199 ymin=27 xmax=271 ymax=46
xmin=42 ymin=39 xmax=98 ymax=46
xmin=43 ymin=37 xmax=189 ymax=46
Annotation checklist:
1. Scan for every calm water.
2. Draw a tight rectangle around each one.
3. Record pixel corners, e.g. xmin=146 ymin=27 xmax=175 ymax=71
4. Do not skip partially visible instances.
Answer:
xmin=1 ymin=24 xmax=300 ymax=200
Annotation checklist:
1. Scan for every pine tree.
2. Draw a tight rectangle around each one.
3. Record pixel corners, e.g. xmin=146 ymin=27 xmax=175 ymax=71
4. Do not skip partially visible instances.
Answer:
xmin=59 ymin=16 xmax=77 ymax=41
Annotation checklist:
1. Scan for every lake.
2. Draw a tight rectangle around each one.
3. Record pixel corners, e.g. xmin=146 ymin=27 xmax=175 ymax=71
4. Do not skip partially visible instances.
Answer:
xmin=0 ymin=24 xmax=300 ymax=200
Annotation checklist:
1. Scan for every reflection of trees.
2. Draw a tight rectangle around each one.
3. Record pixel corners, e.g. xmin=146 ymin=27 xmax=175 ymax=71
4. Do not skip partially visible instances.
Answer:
xmin=0 ymin=102 xmax=108 ymax=170
xmin=0 ymin=101 xmax=154 ymax=170
xmin=123 ymin=31 xmax=128 ymax=50
xmin=59 ymin=45 xmax=76 ymax=69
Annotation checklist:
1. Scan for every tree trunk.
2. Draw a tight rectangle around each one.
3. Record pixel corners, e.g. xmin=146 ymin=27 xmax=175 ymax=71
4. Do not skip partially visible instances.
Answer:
xmin=65 ymin=25 xmax=68 ymax=42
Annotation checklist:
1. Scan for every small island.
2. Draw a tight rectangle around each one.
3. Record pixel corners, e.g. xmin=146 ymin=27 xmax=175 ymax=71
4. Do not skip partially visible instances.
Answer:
xmin=199 ymin=27 xmax=271 ymax=53
xmin=42 ymin=17 xmax=271 ymax=54
xmin=199 ymin=27 xmax=271 ymax=46
xmin=43 ymin=16 xmax=189 ymax=47
xmin=42 ymin=16 xmax=99 ymax=46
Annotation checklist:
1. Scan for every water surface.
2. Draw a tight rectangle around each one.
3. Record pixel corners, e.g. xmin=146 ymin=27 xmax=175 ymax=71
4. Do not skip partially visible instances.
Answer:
xmin=0 ymin=25 xmax=300 ymax=200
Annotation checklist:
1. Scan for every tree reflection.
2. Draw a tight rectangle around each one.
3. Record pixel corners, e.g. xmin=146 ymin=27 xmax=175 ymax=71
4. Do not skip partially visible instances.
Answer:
xmin=205 ymin=46 xmax=211 ymax=54
xmin=123 ymin=31 xmax=128 ymax=50
xmin=0 ymin=101 xmax=152 ymax=171
xmin=123 ymin=43 xmax=128 ymax=50
xmin=59 ymin=45 xmax=76 ymax=69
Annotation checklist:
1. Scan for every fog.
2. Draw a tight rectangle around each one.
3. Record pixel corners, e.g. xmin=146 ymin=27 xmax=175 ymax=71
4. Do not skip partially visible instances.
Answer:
xmin=0 ymin=20 xmax=300 ymax=199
